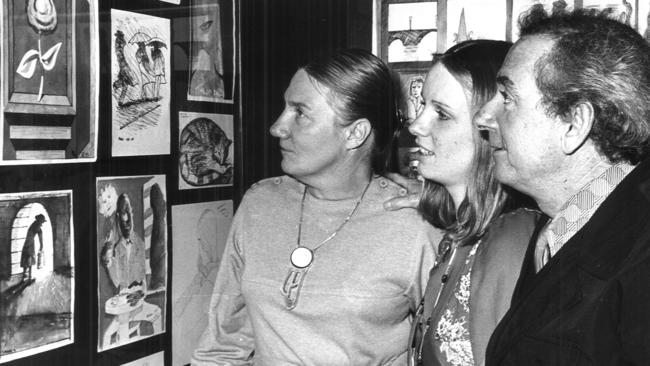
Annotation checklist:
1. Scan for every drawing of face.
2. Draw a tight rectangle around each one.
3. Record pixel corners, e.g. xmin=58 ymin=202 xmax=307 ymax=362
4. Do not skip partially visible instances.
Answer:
xmin=116 ymin=193 xmax=133 ymax=239
xmin=410 ymin=80 xmax=423 ymax=98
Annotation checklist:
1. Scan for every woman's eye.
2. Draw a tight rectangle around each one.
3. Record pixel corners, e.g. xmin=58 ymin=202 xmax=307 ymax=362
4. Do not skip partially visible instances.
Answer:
xmin=436 ymin=109 xmax=450 ymax=120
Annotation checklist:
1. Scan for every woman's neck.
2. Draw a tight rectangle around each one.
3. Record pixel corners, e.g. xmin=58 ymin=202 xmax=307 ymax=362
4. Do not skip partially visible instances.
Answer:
xmin=303 ymin=170 xmax=372 ymax=201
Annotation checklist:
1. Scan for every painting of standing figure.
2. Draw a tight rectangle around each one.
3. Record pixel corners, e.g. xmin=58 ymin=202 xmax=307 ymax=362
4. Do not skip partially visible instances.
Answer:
xmin=188 ymin=0 xmax=236 ymax=103
xmin=171 ymin=200 xmax=232 ymax=366
xmin=96 ymin=175 xmax=167 ymax=352
xmin=111 ymin=9 xmax=170 ymax=157
xmin=0 ymin=190 xmax=74 ymax=363
xmin=178 ymin=112 xmax=234 ymax=189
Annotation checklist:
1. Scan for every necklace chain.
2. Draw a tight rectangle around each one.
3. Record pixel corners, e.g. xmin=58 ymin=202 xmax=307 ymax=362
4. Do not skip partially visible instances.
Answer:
xmin=296 ymin=178 xmax=373 ymax=253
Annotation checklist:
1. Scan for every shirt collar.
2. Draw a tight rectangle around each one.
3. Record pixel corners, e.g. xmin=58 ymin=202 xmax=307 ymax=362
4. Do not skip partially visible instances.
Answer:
xmin=546 ymin=162 xmax=635 ymax=257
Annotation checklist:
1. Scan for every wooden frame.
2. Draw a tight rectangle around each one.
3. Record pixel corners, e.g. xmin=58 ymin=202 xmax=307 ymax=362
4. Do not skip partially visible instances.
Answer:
xmin=3 ymin=0 xmax=76 ymax=115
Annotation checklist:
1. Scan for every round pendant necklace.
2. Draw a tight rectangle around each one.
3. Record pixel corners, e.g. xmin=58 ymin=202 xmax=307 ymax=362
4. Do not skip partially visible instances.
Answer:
xmin=290 ymin=178 xmax=373 ymax=269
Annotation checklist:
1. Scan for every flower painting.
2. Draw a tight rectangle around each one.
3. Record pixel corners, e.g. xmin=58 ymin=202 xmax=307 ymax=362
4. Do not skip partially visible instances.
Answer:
xmin=1 ymin=0 xmax=98 ymax=164
xmin=18 ymin=0 xmax=63 ymax=102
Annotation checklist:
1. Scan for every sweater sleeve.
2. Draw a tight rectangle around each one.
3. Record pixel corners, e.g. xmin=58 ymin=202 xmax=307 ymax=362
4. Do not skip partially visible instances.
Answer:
xmin=192 ymin=201 xmax=255 ymax=366
xmin=404 ymin=223 xmax=440 ymax=312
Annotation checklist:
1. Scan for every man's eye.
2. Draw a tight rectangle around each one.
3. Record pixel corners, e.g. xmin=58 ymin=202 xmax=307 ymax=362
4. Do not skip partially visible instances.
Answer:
xmin=500 ymin=91 xmax=513 ymax=104
xmin=295 ymin=109 xmax=305 ymax=118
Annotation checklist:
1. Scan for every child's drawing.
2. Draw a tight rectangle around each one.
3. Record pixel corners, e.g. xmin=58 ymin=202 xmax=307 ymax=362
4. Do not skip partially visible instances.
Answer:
xmin=96 ymin=175 xmax=167 ymax=352
xmin=178 ymin=112 xmax=234 ymax=189
xmin=0 ymin=190 xmax=74 ymax=363
xmin=111 ymin=9 xmax=170 ymax=157
xmin=171 ymin=201 xmax=232 ymax=366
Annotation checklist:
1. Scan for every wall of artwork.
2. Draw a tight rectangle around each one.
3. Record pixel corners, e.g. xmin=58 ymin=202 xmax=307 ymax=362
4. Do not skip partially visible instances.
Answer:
xmin=0 ymin=0 xmax=368 ymax=365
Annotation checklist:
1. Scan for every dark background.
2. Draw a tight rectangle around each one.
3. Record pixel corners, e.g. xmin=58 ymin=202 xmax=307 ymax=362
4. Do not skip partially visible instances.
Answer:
xmin=0 ymin=0 xmax=372 ymax=365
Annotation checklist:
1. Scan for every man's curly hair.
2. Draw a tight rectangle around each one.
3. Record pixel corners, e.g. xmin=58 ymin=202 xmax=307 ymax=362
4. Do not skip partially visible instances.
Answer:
xmin=519 ymin=7 xmax=650 ymax=164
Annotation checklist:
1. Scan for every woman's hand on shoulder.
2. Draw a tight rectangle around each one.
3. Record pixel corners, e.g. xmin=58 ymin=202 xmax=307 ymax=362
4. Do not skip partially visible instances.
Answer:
xmin=383 ymin=172 xmax=422 ymax=211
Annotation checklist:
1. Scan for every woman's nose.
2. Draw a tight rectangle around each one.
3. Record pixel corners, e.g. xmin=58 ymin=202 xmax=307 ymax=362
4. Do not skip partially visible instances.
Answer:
xmin=408 ymin=114 xmax=428 ymax=137
xmin=270 ymin=114 xmax=289 ymax=138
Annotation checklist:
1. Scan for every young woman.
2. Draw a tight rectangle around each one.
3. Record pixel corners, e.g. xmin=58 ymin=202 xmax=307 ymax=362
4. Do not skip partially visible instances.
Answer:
xmin=404 ymin=40 xmax=541 ymax=366
xmin=192 ymin=49 xmax=442 ymax=365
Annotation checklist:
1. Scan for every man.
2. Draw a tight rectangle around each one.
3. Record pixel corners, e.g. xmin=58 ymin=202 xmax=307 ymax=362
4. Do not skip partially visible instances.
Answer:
xmin=102 ymin=193 xmax=147 ymax=291
xmin=20 ymin=214 xmax=46 ymax=282
xmin=100 ymin=192 xmax=162 ymax=348
xmin=475 ymin=8 xmax=650 ymax=365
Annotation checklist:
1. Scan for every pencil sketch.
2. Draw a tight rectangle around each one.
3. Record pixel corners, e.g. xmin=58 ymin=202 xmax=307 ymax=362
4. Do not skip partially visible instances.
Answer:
xmin=96 ymin=175 xmax=167 ymax=352
xmin=178 ymin=112 xmax=234 ymax=189
xmin=0 ymin=190 xmax=74 ymax=364
xmin=171 ymin=201 xmax=232 ymax=366
xmin=111 ymin=9 xmax=170 ymax=157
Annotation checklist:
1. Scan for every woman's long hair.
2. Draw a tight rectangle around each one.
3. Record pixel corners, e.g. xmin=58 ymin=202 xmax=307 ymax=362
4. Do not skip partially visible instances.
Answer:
xmin=418 ymin=40 xmax=513 ymax=245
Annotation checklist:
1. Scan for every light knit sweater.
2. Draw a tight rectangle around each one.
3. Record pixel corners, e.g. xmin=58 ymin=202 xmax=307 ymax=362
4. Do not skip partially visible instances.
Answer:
xmin=192 ymin=175 xmax=440 ymax=365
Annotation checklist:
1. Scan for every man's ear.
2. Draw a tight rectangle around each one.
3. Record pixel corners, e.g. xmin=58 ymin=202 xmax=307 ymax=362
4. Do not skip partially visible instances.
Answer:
xmin=561 ymin=102 xmax=594 ymax=155
xmin=345 ymin=118 xmax=372 ymax=150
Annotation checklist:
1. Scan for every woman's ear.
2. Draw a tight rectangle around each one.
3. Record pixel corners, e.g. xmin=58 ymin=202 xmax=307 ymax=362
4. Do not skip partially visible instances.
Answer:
xmin=345 ymin=118 xmax=372 ymax=150
xmin=561 ymin=102 xmax=594 ymax=155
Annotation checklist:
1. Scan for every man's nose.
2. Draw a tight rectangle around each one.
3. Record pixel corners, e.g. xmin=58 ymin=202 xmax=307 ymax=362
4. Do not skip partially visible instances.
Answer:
xmin=474 ymin=99 xmax=499 ymax=131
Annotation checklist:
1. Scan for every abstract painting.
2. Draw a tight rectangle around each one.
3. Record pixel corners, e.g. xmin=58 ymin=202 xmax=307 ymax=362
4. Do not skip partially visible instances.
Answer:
xmin=178 ymin=112 xmax=234 ymax=189
xmin=111 ymin=9 xmax=171 ymax=157
xmin=187 ymin=0 xmax=236 ymax=103
xmin=0 ymin=190 xmax=74 ymax=363
xmin=1 ymin=0 xmax=99 ymax=164
xmin=171 ymin=200 xmax=232 ymax=366
xmin=96 ymin=175 xmax=167 ymax=352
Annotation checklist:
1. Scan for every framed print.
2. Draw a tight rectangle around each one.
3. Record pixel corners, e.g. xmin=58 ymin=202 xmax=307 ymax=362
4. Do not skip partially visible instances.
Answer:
xmin=111 ymin=9 xmax=171 ymax=157
xmin=2 ymin=0 xmax=75 ymax=115
xmin=0 ymin=0 xmax=99 ymax=165
xmin=171 ymin=201 xmax=232 ymax=366
xmin=178 ymin=111 xmax=234 ymax=189
xmin=187 ymin=0 xmax=237 ymax=103
xmin=0 ymin=190 xmax=74 ymax=364
xmin=96 ymin=175 xmax=167 ymax=352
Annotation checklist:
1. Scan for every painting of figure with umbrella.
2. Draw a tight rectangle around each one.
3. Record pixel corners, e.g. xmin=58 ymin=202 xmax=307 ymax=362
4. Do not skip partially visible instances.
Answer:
xmin=111 ymin=9 xmax=170 ymax=157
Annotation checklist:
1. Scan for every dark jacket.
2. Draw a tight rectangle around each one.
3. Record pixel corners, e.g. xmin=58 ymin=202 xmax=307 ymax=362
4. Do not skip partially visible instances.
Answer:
xmin=485 ymin=159 xmax=650 ymax=366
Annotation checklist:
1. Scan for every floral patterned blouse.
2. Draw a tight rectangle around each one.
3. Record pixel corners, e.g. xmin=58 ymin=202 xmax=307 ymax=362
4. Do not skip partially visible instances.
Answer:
xmin=420 ymin=241 xmax=480 ymax=366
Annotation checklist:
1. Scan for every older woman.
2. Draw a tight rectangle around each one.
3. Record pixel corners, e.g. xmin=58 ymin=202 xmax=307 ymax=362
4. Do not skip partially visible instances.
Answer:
xmin=397 ymin=40 xmax=542 ymax=366
xmin=192 ymin=49 xmax=441 ymax=365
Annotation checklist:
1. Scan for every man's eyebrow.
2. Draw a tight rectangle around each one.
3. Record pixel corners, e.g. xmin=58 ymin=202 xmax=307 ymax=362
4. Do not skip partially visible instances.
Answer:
xmin=496 ymin=75 xmax=515 ymax=89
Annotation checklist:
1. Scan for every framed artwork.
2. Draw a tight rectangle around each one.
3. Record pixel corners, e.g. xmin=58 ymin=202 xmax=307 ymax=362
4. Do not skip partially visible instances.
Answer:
xmin=121 ymin=351 xmax=164 ymax=366
xmin=445 ymin=0 xmax=507 ymax=44
xmin=178 ymin=111 xmax=234 ymax=189
xmin=96 ymin=175 xmax=167 ymax=352
xmin=0 ymin=0 xmax=99 ymax=164
xmin=0 ymin=190 xmax=74 ymax=364
xmin=171 ymin=200 xmax=233 ymax=366
xmin=187 ymin=0 xmax=237 ymax=103
xmin=111 ymin=9 xmax=171 ymax=157
xmin=2 ymin=0 xmax=75 ymax=115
